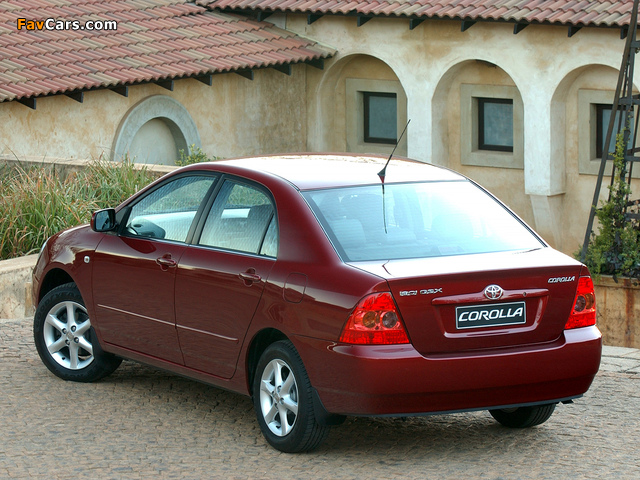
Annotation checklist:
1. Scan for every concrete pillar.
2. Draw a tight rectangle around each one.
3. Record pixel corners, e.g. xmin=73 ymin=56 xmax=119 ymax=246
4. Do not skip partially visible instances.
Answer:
xmin=522 ymin=88 xmax=566 ymax=248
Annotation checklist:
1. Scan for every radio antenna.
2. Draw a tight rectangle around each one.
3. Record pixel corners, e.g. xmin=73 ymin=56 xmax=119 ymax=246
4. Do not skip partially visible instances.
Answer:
xmin=378 ymin=119 xmax=410 ymax=233
xmin=378 ymin=119 xmax=410 ymax=183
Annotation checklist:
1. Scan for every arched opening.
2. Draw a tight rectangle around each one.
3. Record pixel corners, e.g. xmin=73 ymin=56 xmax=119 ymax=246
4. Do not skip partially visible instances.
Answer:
xmin=311 ymin=54 xmax=408 ymax=156
xmin=552 ymin=64 xmax=639 ymax=252
xmin=430 ymin=59 xmax=532 ymax=227
xmin=432 ymin=60 xmax=523 ymax=171
xmin=112 ymin=95 xmax=200 ymax=165
xmin=554 ymin=64 xmax=635 ymax=177
xmin=128 ymin=118 xmax=182 ymax=165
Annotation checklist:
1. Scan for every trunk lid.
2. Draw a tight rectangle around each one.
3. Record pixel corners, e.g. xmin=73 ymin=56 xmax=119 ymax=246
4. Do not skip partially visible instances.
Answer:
xmin=351 ymin=248 xmax=584 ymax=355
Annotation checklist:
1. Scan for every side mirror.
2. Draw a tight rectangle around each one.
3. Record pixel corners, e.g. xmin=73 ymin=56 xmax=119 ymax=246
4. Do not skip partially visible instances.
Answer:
xmin=91 ymin=208 xmax=117 ymax=232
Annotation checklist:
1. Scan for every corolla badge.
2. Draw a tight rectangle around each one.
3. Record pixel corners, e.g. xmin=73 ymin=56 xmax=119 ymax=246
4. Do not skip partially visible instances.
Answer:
xmin=484 ymin=284 xmax=504 ymax=300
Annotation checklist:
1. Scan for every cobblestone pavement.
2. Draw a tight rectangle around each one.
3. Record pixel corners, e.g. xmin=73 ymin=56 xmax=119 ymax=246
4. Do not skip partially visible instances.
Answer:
xmin=1 ymin=317 xmax=639 ymax=480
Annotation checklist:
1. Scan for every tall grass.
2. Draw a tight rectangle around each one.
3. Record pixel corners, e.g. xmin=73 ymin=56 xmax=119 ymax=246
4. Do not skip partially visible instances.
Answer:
xmin=0 ymin=159 xmax=156 ymax=260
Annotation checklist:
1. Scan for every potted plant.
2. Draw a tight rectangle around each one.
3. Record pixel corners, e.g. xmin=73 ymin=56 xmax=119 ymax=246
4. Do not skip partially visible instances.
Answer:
xmin=580 ymin=129 xmax=640 ymax=348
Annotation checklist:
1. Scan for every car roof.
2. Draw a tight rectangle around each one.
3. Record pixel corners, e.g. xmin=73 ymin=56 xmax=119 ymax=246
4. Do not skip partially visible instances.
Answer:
xmin=208 ymin=154 xmax=464 ymax=190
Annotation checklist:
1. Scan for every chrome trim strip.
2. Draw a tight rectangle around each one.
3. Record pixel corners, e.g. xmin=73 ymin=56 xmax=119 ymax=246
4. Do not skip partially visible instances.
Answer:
xmin=176 ymin=324 xmax=238 ymax=343
xmin=96 ymin=304 xmax=174 ymax=327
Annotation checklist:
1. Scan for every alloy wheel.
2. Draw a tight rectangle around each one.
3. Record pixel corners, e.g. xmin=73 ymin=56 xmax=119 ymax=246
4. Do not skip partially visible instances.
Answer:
xmin=42 ymin=300 xmax=94 ymax=370
xmin=258 ymin=358 xmax=299 ymax=436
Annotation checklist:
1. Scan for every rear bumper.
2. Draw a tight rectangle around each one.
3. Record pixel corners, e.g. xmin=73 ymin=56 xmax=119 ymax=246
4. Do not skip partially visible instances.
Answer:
xmin=295 ymin=326 xmax=602 ymax=416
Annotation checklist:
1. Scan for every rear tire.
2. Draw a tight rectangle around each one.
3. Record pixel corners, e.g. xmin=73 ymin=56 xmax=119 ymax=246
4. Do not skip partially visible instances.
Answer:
xmin=252 ymin=340 xmax=330 ymax=452
xmin=34 ymin=283 xmax=122 ymax=382
xmin=489 ymin=403 xmax=556 ymax=428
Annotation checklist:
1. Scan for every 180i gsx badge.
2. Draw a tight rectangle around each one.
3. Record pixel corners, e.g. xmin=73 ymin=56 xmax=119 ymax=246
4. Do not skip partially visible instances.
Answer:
xmin=456 ymin=302 xmax=526 ymax=329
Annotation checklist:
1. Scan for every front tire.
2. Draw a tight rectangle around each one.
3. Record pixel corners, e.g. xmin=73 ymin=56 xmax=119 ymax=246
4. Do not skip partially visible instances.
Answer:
xmin=252 ymin=340 xmax=330 ymax=453
xmin=489 ymin=403 xmax=556 ymax=428
xmin=34 ymin=283 xmax=121 ymax=382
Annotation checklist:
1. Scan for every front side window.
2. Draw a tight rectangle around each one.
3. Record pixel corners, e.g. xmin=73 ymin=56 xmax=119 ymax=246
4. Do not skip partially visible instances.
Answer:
xmin=199 ymin=180 xmax=277 ymax=256
xmin=363 ymin=92 xmax=397 ymax=144
xmin=125 ymin=175 xmax=216 ymax=242
xmin=304 ymin=181 xmax=543 ymax=262
xmin=478 ymin=98 xmax=514 ymax=152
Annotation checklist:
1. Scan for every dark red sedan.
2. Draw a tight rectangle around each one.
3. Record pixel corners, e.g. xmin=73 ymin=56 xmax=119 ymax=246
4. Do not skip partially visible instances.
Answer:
xmin=32 ymin=154 xmax=601 ymax=452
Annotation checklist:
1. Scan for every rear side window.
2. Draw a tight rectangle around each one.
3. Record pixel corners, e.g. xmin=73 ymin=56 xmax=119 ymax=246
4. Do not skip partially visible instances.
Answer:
xmin=303 ymin=181 xmax=543 ymax=262
xmin=199 ymin=180 xmax=277 ymax=256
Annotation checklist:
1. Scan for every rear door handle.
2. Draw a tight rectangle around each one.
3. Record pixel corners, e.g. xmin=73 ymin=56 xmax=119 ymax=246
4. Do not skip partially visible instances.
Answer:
xmin=239 ymin=269 xmax=261 ymax=286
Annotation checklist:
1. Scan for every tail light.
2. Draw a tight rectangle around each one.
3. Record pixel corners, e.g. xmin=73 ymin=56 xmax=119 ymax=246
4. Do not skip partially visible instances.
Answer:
xmin=565 ymin=276 xmax=596 ymax=330
xmin=339 ymin=292 xmax=410 ymax=345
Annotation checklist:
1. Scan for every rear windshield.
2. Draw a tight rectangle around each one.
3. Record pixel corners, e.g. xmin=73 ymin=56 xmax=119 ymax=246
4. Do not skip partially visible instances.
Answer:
xmin=303 ymin=181 xmax=544 ymax=262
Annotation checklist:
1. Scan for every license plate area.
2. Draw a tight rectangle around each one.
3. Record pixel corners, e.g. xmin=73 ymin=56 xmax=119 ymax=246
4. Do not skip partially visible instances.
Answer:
xmin=455 ymin=301 xmax=526 ymax=330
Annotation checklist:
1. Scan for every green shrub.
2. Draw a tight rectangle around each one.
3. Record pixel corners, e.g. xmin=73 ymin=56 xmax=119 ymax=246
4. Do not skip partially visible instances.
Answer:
xmin=581 ymin=130 xmax=640 ymax=282
xmin=0 ymin=159 xmax=155 ymax=260
xmin=176 ymin=145 xmax=216 ymax=166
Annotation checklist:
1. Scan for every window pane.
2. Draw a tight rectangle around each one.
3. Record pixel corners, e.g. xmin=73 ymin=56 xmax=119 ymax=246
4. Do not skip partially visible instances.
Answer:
xmin=260 ymin=217 xmax=278 ymax=257
xmin=364 ymin=92 xmax=397 ymax=144
xmin=126 ymin=176 xmax=215 ymax=242
xmin=200 ymin=181 xmax=276 ymax=255
xmin=478 ymin=98 xmax=513 ymax=151
xmin=303 ymin=181 xmax=542 ymax=262
xmin=598 ymin=105 xmax=620 ymax=158
xmin=597 ymin=105 xmax=634 ymax=158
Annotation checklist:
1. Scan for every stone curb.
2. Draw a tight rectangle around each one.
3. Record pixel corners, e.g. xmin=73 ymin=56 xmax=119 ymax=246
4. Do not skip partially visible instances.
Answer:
xmin=0 ymin=254 xmax=37 ymax=319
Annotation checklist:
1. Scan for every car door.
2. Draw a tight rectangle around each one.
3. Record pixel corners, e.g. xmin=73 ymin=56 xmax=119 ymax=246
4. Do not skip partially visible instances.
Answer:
xmin=175 ymin=178 xmax=277 ymax=378
xmin=92 ymin=174 xmax=217 ymax=363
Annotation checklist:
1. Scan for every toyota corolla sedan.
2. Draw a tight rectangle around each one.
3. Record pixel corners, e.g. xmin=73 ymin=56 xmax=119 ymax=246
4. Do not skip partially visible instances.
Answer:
xmin=32 ymin=154 xmax=601 ymax=452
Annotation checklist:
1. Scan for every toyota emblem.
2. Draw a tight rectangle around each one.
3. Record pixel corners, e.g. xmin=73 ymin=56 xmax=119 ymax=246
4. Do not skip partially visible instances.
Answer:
xmin=484 ymin=284 xmax=503 ymax=300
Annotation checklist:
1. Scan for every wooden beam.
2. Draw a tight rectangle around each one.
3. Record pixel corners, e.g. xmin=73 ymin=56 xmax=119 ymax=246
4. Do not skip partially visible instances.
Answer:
xmin=235 ymin=69 xmax=254 ymax=80
xmin=65 ymin=91 xmax=84 ymax=103
xmin=195 ymin=74 xmax=213 ymax=86
xmin=155 ymin=80 xmax=174 ymax=91
xmin=257 ymin=11 xmax=272 ymax=22
xmin=621 ymin=25 xmax=629 ymax=40
xmin=307 ymin=14 xmax=323 ymax=25
xmin=568 ymin=26 xmax=582 ymax=37
xmin=513 ymin=23 xmax=528 ymax=34
xmin=110 ymin=86 xmax=128 ymax=97
xmin=17 ymin=97 xmax=36 ymax=109
xmin=272 ymin=64 xmax=292 ymax=76
xmin=357 ymin=15 xmax=372 ymax=27
xmin=306 ymin=58 xmax=324 ymax=70
xmin=461 ymin=20 xmax=476 ymax=32
xmin=409 ymin=19 xmax=424 ymax=30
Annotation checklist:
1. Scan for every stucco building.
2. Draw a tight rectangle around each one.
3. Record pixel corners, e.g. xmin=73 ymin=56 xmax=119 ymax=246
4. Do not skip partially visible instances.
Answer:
xmin=1 ymin=0 xmax=639 ymax=255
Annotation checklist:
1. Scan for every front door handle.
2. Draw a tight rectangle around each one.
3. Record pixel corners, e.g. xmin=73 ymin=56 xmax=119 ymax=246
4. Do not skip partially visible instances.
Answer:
xmin=156 ymin=254 xmax=177 ymax=270
xmin=239 ymin=269 xmax=261 ymax=286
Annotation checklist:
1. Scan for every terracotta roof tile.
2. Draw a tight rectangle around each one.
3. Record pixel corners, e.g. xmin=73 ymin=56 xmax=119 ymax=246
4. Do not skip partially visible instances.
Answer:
xmin=200 ymin=0 xmax=634 ymax=27
xmin=0 ymin=0 xmax=335 ymax=102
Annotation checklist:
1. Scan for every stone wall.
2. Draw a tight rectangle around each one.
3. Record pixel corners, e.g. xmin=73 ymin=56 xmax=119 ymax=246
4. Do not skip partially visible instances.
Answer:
xmin=595 ymin=276 xmax=640 ymax=349
xmin=0 ymin=255 xmax=37 ymax=319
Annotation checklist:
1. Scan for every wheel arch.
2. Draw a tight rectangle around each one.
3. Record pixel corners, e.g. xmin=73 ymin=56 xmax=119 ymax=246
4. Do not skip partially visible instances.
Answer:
xmin=37 ymin=268 xmax=74 ymax=303
xmin=245 ymin=328 xmax=289 ymax=396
